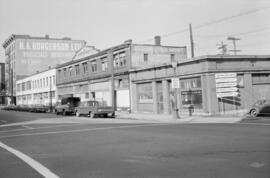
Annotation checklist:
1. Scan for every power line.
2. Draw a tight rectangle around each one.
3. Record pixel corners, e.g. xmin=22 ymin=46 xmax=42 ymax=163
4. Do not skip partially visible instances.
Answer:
xmin=138 ymin=5 xmax=270 ymax=43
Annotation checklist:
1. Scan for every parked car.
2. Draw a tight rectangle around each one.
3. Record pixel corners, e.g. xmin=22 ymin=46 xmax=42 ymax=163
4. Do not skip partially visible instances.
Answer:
xmin=74 ymin=100 xmax=114 ymax=118
xmin=55 ymin=97 xmax=81 ymax=115
xmin=30 ymin=104 xmax=49 ymax=113
xmin=248 ymin=99 xmax=270 ymax=117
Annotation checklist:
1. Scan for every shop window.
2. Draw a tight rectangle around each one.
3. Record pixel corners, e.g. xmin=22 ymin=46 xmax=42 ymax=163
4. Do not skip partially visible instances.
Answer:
xmin=181 ymin=77 xmax=201 ymax=89
xmin=137 ymin=83 xmax=153 ymax=103
xmin=181 ymin=90 xmax=202 ymax=108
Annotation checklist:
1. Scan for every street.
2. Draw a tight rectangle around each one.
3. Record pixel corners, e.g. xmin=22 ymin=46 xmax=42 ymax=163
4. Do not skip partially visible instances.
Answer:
xmin=0 ymin=110 xmax=269 ymax=178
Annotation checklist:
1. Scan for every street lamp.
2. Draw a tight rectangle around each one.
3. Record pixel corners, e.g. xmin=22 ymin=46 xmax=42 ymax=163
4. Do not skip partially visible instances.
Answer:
xmin=171 ymin=61 xmax=180 ymax=119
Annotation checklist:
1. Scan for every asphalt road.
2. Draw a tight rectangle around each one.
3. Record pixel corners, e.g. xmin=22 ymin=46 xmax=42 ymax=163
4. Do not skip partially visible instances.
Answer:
xmin=0 ymin=110 xmax=269 ymax=178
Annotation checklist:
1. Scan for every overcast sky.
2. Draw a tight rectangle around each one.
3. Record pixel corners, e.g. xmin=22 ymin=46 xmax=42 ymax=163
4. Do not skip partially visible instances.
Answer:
xmin=0 ymin=0 xmax=269 ymax=62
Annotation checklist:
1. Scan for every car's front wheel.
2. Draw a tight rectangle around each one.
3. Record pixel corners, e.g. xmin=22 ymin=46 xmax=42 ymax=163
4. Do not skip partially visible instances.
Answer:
xmin=250 ymin=109 xmax=258 ymax=117
xmin=76 ymin=111 xmax=80 ymax=117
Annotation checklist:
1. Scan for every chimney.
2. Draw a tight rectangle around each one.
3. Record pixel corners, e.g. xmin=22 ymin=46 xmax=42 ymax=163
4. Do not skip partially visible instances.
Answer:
xmin=124 ymin=39 xmax=132 ymax=44
xmin=154 ymin=36 xmax=161 ymax=46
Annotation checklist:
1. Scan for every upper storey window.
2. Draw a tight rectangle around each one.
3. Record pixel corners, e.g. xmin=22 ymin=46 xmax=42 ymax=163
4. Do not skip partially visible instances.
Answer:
xmin=113 ymin=51 xmax=126 ymax=68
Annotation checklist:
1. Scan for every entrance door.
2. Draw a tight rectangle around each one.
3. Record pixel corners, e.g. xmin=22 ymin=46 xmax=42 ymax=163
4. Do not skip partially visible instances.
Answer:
xmin=157 ymin=82 xmax=164 ymax=114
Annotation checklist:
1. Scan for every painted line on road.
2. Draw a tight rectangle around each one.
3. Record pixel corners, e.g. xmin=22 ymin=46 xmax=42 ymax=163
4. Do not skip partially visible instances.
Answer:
xmin=0 ymin=123 xmax=174 ymax=139
xmin=237 ymin=123 xmax=270 ymax=126
xmin=0 ymin=123 xmax=82 ymax=133
xmin=22 ymin=125 xmax=34 ymax=129
xmin=0 ymin=141 xmax=59 ymax=178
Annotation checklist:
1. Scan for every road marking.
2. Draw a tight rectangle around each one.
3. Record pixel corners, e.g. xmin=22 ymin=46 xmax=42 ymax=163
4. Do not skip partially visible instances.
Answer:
xmin=237 ymin=123 xmax=270 ymax=126
xmin=0 ymin=141 xmax=59 ymax=178
xmin=0 ymin=124 xmax=81 ymax=133
xmin=22 ymin=125 xmax=34 ymax=129
xmin=0 ymin=120 xmax=8 ymax=123
xmin=249 ymin=162 xmax=266 ymax=168
xmin=0 ymin=123 xmax=173 ymax=139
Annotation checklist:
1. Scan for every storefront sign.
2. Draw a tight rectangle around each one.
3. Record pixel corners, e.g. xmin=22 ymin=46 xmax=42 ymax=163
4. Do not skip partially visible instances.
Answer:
xmin=216 ymin=82 xmax=237 ymax=88
xmin=215 ymin=73 xmax=237 ymax=78
xmin=215 ymin=78 xmax=237 ymax=83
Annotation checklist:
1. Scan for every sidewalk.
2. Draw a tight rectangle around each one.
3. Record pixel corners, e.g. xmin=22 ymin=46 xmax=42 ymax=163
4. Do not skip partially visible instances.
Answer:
xmin=116 ymin=112 xmax=243 ymax=123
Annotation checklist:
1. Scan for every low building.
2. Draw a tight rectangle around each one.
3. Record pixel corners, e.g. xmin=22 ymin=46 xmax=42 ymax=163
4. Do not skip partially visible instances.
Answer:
xmin=56 ymin=37 xmax=187 ymax=111
xmin=16 ymin=68 xmax=57 ymax=106
xmin=0 ymin=63 xmax=5 ymax=104
xmin=129 ymin=55 xmax=270 ymax=115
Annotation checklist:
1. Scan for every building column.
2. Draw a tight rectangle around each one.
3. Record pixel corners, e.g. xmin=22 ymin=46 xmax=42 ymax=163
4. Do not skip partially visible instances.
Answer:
xmin=162 ymin=80 xmax=169 ymax=114
xmin=152 ymin=81 xmax=158 ymax=114
xmin=243 ymin=73 xmax=253 ymax=109
xmin=130 ymin=83 xmax=138 ymax=113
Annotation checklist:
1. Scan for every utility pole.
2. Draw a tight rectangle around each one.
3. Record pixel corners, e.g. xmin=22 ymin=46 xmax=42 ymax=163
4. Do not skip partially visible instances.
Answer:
xmin=189 ymin=24 xmax=195 ymax=58
xmin=227 ymin=36 xmax=241 ymax=55
xmin=49 ymin=76 xmax=52 ymax=112
xmin=109 ymin=49 xmax=115 ymax=117
xmin=216 ymin=41 xmax=228 ymax=55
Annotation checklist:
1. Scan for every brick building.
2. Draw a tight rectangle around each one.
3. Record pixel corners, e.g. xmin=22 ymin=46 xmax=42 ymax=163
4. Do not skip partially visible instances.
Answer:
xmin=56 ymin=37 xmax=187 ymax=111
xmin=2 ymin=34 xmax=86 ymax=104
xmin=129 ymin=55 xmax=270 ymax=116
xmin=0 ymin=63 xmax=5 ymax=104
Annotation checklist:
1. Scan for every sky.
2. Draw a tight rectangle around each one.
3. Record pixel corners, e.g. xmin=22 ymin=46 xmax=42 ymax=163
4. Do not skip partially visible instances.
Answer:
xmin=0 ymin=0 xmax=270 ymax=62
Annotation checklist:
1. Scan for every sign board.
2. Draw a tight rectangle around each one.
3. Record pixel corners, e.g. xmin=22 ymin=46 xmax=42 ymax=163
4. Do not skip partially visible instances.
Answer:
xmin=216 ymin=87 xmax=238 ymax=93
xmin=215 ymin=73 xmax=238 ymax=98
xmin=216 ymin=82 xmax=237 ymax=88
xmin=171 ymin=78 xmax=180 ymax=89
xmin=217 ymin=92 xmax=238 ymax=98
xmin=215 ymin=73 xmax=237 ymax=78
xmin=215 ymin=78 xmax=237 ymax=83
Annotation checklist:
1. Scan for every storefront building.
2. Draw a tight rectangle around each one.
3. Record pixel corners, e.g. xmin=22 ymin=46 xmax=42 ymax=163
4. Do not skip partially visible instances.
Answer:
xmin=16 ymin=68 xmax=57 ymax=106
xmin=56 ymin=37 xmax=187 ymax=111
xmin=130 ymin=55 xmax=270 ymax=115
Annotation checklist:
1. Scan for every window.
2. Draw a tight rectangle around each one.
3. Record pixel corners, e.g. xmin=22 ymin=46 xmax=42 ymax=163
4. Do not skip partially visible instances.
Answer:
xmin=252 ymin=73 xmax=270 ymax=84
xmin=63 ymin=68 xmax=67 ymax=77
xmin=40 ymin=79 xmax=42 ymax=88
xmin=85 ymin=92 xmax=89 ymax=99
xmin=113 ymin=52 xmax=127 ymax=68
xmin=144 ymin=53 xmax=148 ymax=63
xmin=53 ymin=75 xmax=55 ymax=85
xmin=43 ymin=78 xmax=45 ymax=87
xmin=137 ymin=83 xmax=153 ymax=103
xmin=75 ymin=65 xmax=80 ymax=75
xmin=91 ymin=60 xmax=97 ymax=72
xmin=82 ymin=62 xmax=88 ymax=73
xmin=101 ymin=60 xmax=108 ymax=71
xmin=69 ymin=66 xmax=73 ymax=76
xmin=46 ymin=77 xmax=48 ymax=86
xmin=17 ymin=84 xmax=20 ymax=92
xmin=58 ymin=70 xmax=61 ymax=77
xmin=170 ymin=54 xmax=175 ymax=62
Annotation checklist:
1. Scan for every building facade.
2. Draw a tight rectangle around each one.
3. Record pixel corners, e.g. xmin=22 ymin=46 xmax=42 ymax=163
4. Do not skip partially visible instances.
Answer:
xmin=130 ymin=55 xmax=270 ymax=115
xmin=16 ymin=68 xmax=57 ymax=106
xmin=0 ymin=63 xmax=5 ymax=104
xmin=2 ymin=34 xmax=86 ymax=104
xmin=56 ymin=38 xmax=187 ymax=111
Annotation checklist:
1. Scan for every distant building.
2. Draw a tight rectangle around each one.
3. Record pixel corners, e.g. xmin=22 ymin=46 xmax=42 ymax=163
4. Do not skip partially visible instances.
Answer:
xmin=16 ymin=68 xmax=57 ymax=106
xmin=0 ymin=63 xmax=5 ymax=104
xmin=56 ymin=36 xmax=187 ymax=111
xmin=2 ymin=34 xmax=86 ymax=104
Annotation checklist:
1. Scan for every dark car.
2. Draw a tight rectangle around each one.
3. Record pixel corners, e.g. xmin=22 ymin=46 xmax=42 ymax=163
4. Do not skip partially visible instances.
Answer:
xmin=31 ymin=104 xmax=49 ymax=113
xmin=74 ymin=100 xmax=114 ymax=118
xmin=55 ymin=97 xmax=81 ymax=115
xmin=249 ymin=99 xmax=270 ymax=117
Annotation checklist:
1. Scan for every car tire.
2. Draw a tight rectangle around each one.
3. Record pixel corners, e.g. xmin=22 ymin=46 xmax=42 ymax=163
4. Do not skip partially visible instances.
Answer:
xmin=76 ymin=111 xmax=80 ymax=117
xmin=250 ymin=109 xmax=258 ymax=117
xmin=90 ymin=112 xmax=95 ymax=118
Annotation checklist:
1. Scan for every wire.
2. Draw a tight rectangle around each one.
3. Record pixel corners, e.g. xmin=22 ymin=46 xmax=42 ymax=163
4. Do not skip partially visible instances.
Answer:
xmin=137 ymin=5 xmax=270 ymax=43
